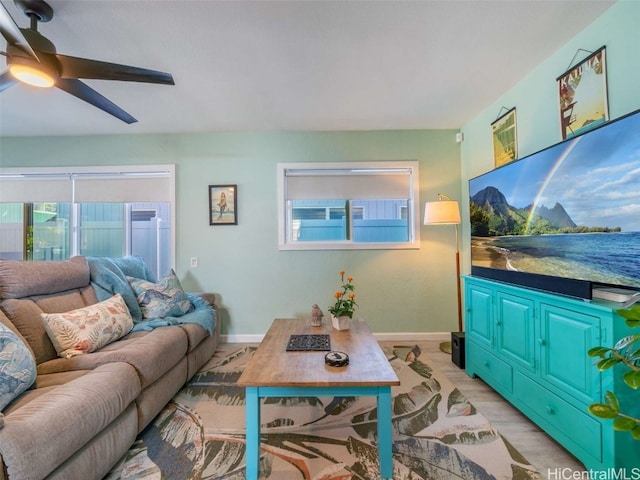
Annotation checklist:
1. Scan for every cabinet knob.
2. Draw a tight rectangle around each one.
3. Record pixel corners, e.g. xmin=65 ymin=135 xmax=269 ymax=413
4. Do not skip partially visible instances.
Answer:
xmin=496 ymin=320 xmax=501 ymax=326
xmin=538 ymin=338 xmax=546 ymax=346
xmin=546 ymin=405 xmax=554 ymax=415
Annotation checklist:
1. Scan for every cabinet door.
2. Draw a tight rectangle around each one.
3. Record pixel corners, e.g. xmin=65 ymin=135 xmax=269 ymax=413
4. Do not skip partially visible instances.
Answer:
xmin=539 ymin=303 xmax=601 ymax=404
xmin=496 ymin=292 xmax=535 ymax=371
xmin=465 ymin=282 xmax=493 ymax=348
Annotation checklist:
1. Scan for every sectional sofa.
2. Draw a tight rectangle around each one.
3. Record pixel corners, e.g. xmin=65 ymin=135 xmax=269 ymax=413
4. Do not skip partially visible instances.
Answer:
xmin=0 ymin=256 xmax=218 ymax=480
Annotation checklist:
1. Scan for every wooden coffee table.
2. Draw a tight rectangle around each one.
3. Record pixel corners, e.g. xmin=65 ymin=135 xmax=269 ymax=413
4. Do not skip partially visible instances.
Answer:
xmin=237 ymin=317 xmax=400 ymax=479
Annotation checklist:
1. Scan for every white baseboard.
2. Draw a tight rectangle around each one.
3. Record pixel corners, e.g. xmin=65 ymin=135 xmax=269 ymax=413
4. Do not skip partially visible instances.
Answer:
xmin=222 ymin=334 xmax=264 ymax=344
xmin=222 ymin=331 xmax=452 ymax=344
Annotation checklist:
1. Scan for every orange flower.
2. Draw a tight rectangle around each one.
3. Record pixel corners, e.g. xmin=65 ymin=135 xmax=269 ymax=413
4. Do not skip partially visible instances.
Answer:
xmin=329 ymin=270 xmax=357 ymax=318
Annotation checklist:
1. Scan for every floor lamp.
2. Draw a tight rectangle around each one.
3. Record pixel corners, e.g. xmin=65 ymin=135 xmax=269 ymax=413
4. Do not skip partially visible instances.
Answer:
xmin=423 ymin=194 xmax=463 ymax=352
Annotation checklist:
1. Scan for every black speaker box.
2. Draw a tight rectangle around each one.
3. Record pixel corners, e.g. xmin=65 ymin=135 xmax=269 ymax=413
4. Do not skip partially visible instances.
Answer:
xmin=451 ymin=331 xmax=465 ymax=369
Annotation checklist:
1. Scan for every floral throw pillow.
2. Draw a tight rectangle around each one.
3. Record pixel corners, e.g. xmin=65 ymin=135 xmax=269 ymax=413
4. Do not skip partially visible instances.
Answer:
xmin=0 ymin=323 xmax=37 ymax=411
xmin=127 ymin=270 xmax=192 ymax=319
xmin=41 ymin=294 xmax=133 ymax=359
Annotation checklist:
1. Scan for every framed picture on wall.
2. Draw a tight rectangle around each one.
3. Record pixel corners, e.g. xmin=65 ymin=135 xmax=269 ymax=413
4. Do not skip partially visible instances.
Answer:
xmin=557 ymin=46 xmax=608 ymax=140
xmin=491 ymin=107 xmax=518 ymax=168
xmin=209 ymin=184 xmax=237 ymax=225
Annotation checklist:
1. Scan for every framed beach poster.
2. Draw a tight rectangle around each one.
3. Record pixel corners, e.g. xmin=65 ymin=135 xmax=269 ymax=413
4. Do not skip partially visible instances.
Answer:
xmin=209 ymin=184 xmax=237 ymax=225
xmin=491 ymin=107 xmax=518 ymax=168
xmin=557 ymin=46 xmax=608 ymax=140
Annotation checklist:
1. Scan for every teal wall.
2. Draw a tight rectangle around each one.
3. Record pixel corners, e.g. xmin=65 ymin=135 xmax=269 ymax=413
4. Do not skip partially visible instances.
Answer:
xmin=460 ymin=0 xmax=640 ymax=271
xmin=0 ymin=130 xmax=461 ymax=336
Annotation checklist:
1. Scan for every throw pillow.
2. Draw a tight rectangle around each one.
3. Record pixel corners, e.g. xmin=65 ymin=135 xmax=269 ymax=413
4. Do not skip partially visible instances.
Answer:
xmin=126 ymin=270 xmax=192 ymax=319
xmin=41 ymin=294 xmax=133 ymax=359
xmin=0 ymin=322 xmax=37 ymax=411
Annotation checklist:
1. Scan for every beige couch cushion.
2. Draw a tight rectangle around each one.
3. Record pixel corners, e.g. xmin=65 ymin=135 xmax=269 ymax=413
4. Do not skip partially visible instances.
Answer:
xmin=0 ymin=362 xmax=140 ymax=480
xmin=0 ymin=308 xmax=33 ymax=358
xmin=0 ymin=256 xmax=89 ymax=299
xmin=37 ymin=326 xmax=189 ymax=388
xmin=179 ymin=322 xmax=210 ymax=352
xmin=3 ymin=370 xmax=92 ymax=414
xmin=1 ymin=299 xmax=59 ymax=364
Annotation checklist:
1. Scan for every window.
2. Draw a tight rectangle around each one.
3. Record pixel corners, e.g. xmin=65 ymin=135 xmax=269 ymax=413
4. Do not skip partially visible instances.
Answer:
xmin=278 ymin=162 xmax=420 ymax=250
xmin=0 ymin=166 xmax=175 ymax=278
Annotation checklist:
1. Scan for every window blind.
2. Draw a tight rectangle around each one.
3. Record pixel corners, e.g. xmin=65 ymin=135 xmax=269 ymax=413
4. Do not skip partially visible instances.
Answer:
xmin=73 ymin=175 xmax=171 ymax=202
xmin=285 ymin=168 xmax=412 ymax=200
xmin=0 ymin=177 xmax=73 ymax=203
xmin=0 ymin=167 xmax=173 ymax=203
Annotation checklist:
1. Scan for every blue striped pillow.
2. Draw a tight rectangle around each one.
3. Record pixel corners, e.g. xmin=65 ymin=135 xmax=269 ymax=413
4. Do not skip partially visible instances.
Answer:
xmin=127 ymin=270 xmax=192 ymax=319
xmin=0 ymin=323 xmax=37 ymax=411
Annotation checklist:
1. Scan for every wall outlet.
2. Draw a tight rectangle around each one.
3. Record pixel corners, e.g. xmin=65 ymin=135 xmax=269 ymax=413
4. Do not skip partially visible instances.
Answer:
xmin=190 ymin=257 xmax=198 ymax=268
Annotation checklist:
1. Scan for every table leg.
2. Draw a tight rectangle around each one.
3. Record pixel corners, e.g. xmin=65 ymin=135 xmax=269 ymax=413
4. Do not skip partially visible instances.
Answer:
xmin=245 ymin=387 xmax=260 ymax=480
xmin=377 ymin=386 xmax=393 ymax=479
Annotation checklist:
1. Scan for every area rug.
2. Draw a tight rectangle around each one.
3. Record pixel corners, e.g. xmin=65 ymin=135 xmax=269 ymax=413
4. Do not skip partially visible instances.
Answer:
xmin=105 ymin=344 xmax=542 ymax=480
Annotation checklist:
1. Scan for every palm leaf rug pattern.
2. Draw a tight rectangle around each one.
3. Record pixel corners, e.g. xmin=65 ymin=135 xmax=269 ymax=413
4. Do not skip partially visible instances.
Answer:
xmin=105 ymin=344 xmax=542 ymax=480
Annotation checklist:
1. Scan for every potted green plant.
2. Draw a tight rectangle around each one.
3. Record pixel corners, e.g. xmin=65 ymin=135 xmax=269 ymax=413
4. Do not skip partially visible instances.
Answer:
xmin=588 ymin=304 xmax=640 ymax=439
xmin=328 ymin=271 xmax=357 ymax=330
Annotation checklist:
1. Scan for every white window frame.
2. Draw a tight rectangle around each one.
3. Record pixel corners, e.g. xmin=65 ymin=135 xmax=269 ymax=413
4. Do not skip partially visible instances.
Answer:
xmin=0 ymin=165 xmax=176 ymax=268
xmin=277 ymin=161 xmax=420 ymax=250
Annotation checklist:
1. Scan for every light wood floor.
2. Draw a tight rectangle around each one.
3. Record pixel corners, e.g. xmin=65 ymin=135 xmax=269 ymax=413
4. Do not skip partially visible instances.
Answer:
xmin=383 ymin=340 xmax=587 ymax=480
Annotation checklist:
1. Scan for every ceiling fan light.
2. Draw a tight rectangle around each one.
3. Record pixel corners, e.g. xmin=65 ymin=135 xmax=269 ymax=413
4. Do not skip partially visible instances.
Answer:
xmin=9 ymin=63 xmax=55 ymax=88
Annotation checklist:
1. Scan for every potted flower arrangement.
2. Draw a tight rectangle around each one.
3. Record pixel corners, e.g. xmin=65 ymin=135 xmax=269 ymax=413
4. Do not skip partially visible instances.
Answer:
xmin=328 ymin=270 xmax=357 ymax=330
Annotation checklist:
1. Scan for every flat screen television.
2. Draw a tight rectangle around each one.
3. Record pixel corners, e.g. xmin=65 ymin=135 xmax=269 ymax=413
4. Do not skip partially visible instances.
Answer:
xmin=469 ymin=108 xmax=640 ymax=300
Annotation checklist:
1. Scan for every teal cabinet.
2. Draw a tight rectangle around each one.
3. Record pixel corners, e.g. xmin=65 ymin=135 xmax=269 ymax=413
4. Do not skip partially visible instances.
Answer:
xmin=464 ymin=276 xmax=640 ymax=472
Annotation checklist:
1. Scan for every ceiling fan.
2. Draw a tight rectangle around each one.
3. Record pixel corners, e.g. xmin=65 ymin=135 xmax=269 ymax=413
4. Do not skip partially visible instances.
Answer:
xmin=0 ymin=0 xmax=174 ymax=124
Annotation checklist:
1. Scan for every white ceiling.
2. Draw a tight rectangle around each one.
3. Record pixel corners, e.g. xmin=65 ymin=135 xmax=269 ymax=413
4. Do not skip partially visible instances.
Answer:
xmin=0 ymin=0 xmax=614 ymax=137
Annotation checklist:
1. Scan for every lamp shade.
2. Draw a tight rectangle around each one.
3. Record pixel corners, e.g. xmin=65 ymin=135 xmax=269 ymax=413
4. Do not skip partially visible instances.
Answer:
xmin=423 ymin=200 xmax=461 ymax=225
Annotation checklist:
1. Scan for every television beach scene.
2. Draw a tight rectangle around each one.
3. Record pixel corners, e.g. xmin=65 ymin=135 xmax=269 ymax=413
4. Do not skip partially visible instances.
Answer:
xmin=469 ymin=109 xmax=640 ymax=290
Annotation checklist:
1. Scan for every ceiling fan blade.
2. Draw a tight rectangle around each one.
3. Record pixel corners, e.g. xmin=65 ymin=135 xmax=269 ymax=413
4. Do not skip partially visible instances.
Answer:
xmin=55 ymin=78 xmax=137 ymax=124
xmin=56 ymin=54 xmax=174 ymax=85
xmin=0 ymin=2 xmax=38 ymax=59
xmin=0 ymin=70 xmax=18 ymax=92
